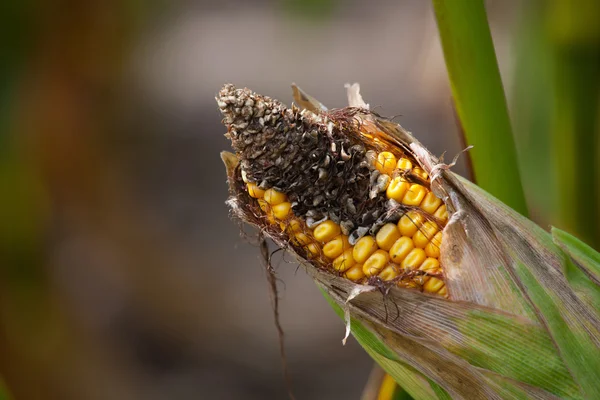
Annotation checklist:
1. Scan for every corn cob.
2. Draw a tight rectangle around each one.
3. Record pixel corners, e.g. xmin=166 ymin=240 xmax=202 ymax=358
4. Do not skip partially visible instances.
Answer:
xmin=218 ymin=84 xmax=449 ymax=296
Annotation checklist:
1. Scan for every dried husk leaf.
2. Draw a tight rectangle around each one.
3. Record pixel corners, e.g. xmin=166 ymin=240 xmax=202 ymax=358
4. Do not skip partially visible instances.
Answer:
xmin=221 ymin=85 xmax=600 ymax=399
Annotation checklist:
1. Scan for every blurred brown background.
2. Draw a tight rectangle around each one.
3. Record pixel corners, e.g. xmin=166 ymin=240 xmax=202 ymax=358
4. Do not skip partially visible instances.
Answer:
xmin=0 ymin=1 xmax=564 ymax=399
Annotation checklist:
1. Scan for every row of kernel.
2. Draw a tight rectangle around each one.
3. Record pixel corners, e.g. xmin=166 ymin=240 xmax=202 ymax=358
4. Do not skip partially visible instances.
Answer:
xmin=315 ymin=215 xmax=445 ymax=295
xmin=247 ymin=182 xmax=320 ymax=257
xmin=375 ymin=152 xmax=448 ymax=224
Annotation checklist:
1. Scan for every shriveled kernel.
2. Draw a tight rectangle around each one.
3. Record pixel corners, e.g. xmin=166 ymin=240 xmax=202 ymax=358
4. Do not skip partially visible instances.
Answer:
xmin=389 ymin=236 xmax=414 ymax=263
xmin=353 ymin=236 xmax=378 ymax=263
xmin=413 ymin=221 xmax=440 ymax=248
xmin=376 ymin=151 xmax=398 ymax=175
xmin=323 ymin=235 xmax=350 ymax=259
xmin=333 ymin=248 xmax=355 ymax=272
xmin=264 ymin=188 xmax=286 ymax=205
xmin=313 ymin=220 xmax=342 ymax=243
xmin=386 ymin=177 xmax=410 ymax=202
xmin=402 ymin=184 xmax=427 ymax=206
xmin=424 ymin=277 xmax=445 ymax=293
xmin=434 ymin=204 xmax=448 ymax=223
xmin=257 ymin=199 xmax=270 ymax=212
xmin=241 ymin=169 xmax=249 ymax=183
xmin=401 ymin=248 xmax=427 ymax=269
xmin=344 ymin=264 xmax=366 ymax=281
xmin=420 ymin=192 xmax=442 ymax=214
xmin=425 ymin=232 xmax=443 ymax=258
xmin=398 ymin=211 xmax=425 ymax=237
xmin=419 ymin=258 xmax=440 ymax=273
xmin=305 ymin=243 xmax=320 ymax=257
xmin=294 ymin=233 xmax=311 ymax=246
xmin=286 ymin=218 xmax=303 ymax=233
xmin=378 ymin=264 xmax=399 ymax=281
xmin=376 ymin=223 xmax=401 ymax=251
xmin=271 ymin=202 xmax=292 ymax=220
xmin=363 ymin=250 xmax=390 ymax=276
xmin=247 ymin=183 xmax=265 ymax=198
xmin=396 ymin=157 xmax=413 ymax=171
xmin=413 ymin=167 xmax=428 ymax=180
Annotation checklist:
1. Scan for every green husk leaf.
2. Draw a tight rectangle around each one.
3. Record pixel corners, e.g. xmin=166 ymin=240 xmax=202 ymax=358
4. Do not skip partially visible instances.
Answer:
xmin=552 ymin=227 xmax=600 ymax=285
xmin=311 ymin=263 xmax=579 ymax=399
xmin=323 ymin=290 xmax=448 ymax=400
xmin=452 ymin=176 xmax=600 ymax=398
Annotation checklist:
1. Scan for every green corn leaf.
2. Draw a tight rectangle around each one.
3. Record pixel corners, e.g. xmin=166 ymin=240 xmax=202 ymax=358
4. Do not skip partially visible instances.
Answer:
xmin=431 ymin=0 xmax=528 ymax=217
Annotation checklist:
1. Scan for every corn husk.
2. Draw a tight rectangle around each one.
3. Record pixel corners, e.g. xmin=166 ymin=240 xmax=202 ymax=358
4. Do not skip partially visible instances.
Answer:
xmin=221 ymin=85 xmax=600 ymax=400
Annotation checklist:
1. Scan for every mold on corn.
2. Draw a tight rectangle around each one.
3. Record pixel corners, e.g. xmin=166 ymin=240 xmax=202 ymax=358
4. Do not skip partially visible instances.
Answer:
xmin=218 ymin=84 xmax=449 ymax=296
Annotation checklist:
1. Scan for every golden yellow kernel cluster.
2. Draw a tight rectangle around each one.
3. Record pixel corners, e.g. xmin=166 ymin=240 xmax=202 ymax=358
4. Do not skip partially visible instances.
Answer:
xmin=244 ymin=151 xmax=448 ymax=296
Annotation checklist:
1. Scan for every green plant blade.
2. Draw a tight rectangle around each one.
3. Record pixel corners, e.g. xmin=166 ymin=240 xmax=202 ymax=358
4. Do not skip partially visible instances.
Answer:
xmin=547 ymin=0 xmax=600 ymax=248
xmin=431 ymin=0 xmax=528 ymax=216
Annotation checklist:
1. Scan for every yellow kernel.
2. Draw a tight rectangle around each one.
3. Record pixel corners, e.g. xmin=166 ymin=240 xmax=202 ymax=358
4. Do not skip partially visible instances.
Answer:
xmin=431 ymin=231 xmax=442 ymax=247
xmin=396 ymin=157 xmax=413 ymax=171
xmin=353 ymin=236 xmax=378 ymax=263
xmin=264 ymin=188 xmax=286 ymax=205
xmin=344 ymin=264 xmax=366 ymax=281
xmin=247 ymin=183 xmax=265 ymax=198
xmin=272 ymin=202 xmax=292 ymax=220
xmin=376 ymin=151 xmax=397 ymax=175
xmin=425 ymin=232 xmax=443 ymax=258
xmin=413 ymin=167 xmax=428 ymax=180
xmin=386 ymin=177 xmax=410 ymax=202
xmin=389 ymin=236 xmax=414 ymax=263
xmin=401 ymin=248 xmax=427 ymax=270
xmin=333 ymin=248 xmax=355 ymax=272
xmin=294 ymin=233 xmax=311 ymax=246
xmin=420 ymin=192 xmax=442 ymax=214
xmin=413 ymin=221 xmax=440 ymax=249
xmin=437 ymin=286 xmax=448 ymax=297
xmin=424 ymin=277 xmax=445 ymax=293
xmin=402 ymin=184 xmax=427 ymax=206
xmin=379 ymin=264 xmax=399 ymax=281
xmin=363 ymin=250 xmax=390 ymax=276
xmin=434 ymin=204 xmax=448 ymax=223
xmin=323 ymin=235 xmax=350 ymax=259
xmin=398 ymin=211 xmax=425 ymax=237
xmin=313 ymin=220 xmax=342 ymax=243
xmin=376 ymin=223 xmax=401 ymax=251
xmin=258 ymin=199 xmax=270 ymax=212
xmin=305 ymin=243 xmax=320 ymax=257
xmin=419 ymin=258 xmax=440 ymax=273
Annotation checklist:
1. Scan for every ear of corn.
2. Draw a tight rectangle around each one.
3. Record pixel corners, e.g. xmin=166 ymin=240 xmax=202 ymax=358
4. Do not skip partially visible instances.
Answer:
xmin=220 ymin=84 xmax=600 ymax=399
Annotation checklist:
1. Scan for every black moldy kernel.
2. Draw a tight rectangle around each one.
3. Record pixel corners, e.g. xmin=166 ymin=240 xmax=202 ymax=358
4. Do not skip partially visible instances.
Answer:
xmin=217 ymin=84 xmax=426 ymax=240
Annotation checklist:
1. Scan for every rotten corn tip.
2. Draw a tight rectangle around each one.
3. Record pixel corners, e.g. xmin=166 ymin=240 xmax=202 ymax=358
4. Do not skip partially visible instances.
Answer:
xmin=218 ymin=84 xmax=449 ymax=297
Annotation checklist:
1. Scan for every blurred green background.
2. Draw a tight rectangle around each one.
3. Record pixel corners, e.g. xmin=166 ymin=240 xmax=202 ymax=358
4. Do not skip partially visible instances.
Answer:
xmin=0 ymin=1 xmax=598 ymax=399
